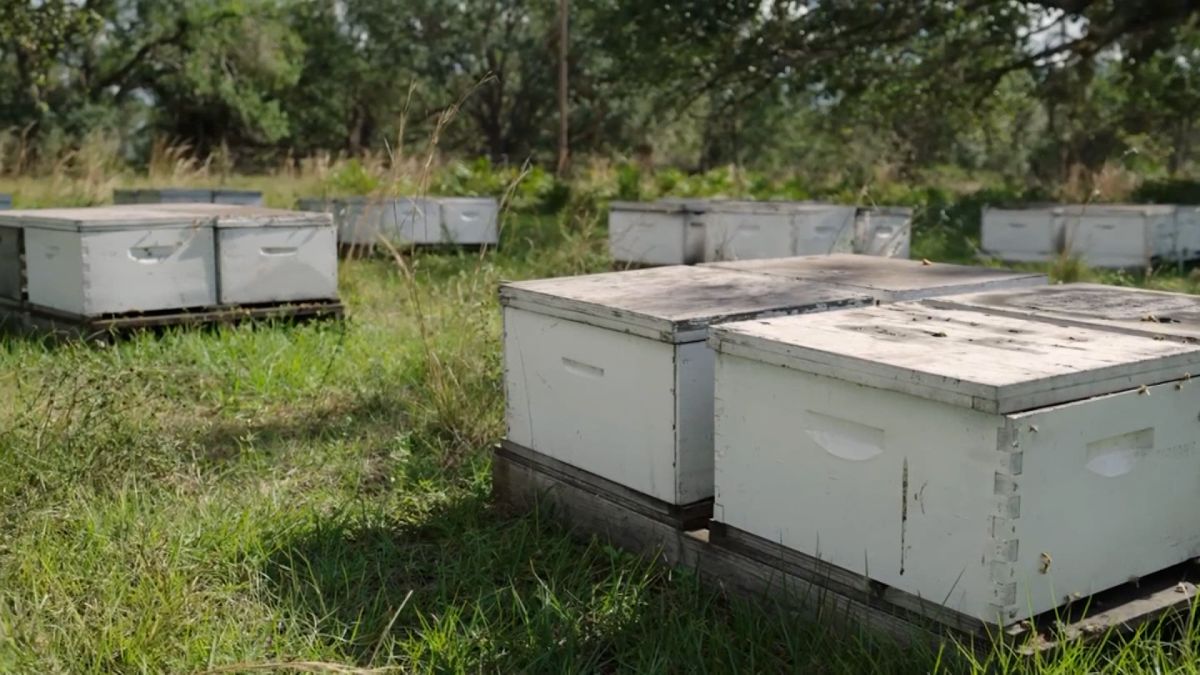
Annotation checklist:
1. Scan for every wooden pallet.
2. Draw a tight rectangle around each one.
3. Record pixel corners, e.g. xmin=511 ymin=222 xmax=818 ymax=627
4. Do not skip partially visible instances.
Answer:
xmin=339 ymin=242 xmax=494 ymax=259
xmin=0 ymin=298 xmax=344 ymax=340
xmin=492 ymin=441 xmax=1200 ymax=655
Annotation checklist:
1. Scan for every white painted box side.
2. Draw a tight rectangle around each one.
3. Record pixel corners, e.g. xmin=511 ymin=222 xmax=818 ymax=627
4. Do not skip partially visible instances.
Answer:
xmin=437 ymin=199 xmax=499 ymax=245
xmin=23 ymin=228 xmax=85 ymax=314
xmin=382 ymin=198 xmax=440 ymax=244
xmin=1067 ymin=212 xmax=1155 ymax=268
xmin=856 ymin=210 xmax=912 ymax=258
xmin=793 ymin=208 xmax=858 ymax=257
xmin=608 ymin=209 xmax=688 ymax=265
xmin=504 ymin=307 xmax=679 ymax=503
xmin=217 ymin=226 xmax=339 ymax=304
xmin=702 ymin=211 xmax=795 ymax=261
xmin=674 ymin=340 xmax=716 ymax=503
xmin=334 ymin=201 xmax=383 ymax=245
xmin=982 ymin=209 xmax=1063 ymax=262
xmin=713 ymin=354 xmax=1003 ymax=622
xmin=213 ymin=191 xmax=264 ymax=206
xmin=1001 ymin=380 xmax=1200 ymax=622
xmin=78 ymin=227 xmax=217 ymax=314
xmin=1176 ymin=206 xmax=1200 ymax=260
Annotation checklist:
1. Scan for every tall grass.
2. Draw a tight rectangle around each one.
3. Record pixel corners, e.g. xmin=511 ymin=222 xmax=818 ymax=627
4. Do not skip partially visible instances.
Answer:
xmin=2 ymin=127 xmax=1200 ymax=670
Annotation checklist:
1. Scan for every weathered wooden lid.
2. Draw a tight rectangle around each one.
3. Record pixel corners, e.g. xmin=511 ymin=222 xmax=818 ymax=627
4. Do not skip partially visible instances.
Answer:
xmin=147 ymin=204 xmax=332 ymax=228
xmin=500 ymin=265 xmax=872 ymax=343
xmin=0 ymin=204 xmax=331 ymax=231
xmin=927 ymin=283 xmax=1200 ymax=343
xmin=707 ymin=254 xmax=1047 ymax=302
xmin=701 ymin=200 xmax=853 ymax=216
xmin=0 ymin=205 xmax=215 ymax=231
xmin=710 ymin=302 xmax=1200 ymax=414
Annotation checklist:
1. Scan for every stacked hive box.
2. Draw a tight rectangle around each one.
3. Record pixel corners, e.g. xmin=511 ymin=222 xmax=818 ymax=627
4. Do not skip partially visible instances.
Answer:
xmin=608 ymin=200 xmax=913 ymax=266
xmin=0 ymin=194 xmax=11 ymax=210
xmin=708 ymin=300 xmax=1200 ymax=627
xmin=114 ymin=188 xmax=265 ymax=206
xmin=298 ymin=196 xmax=499 ymax=247
xmin=0 ymin=205 xmax=337 ymax=318
xmin=982 ymin=204 xmax=1187 ymax=267
xmin=501 ymin=256 xmax=1047 ymax=525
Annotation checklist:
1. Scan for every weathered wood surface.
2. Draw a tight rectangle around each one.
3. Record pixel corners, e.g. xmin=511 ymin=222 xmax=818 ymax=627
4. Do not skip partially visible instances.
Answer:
xmin=491 ymin=443 xmax=1200 ymax=655
xmin=927 ymin=283 xmax=1200 ymax=343
xmin=500 ymin=266 xmax=872 ymax=342
xmin=497 ymin=440 xmax=712 ymax=529
xmin=709 ymin=302 xmax=1200 ymax=413
xmin=706 ymin=254 xmax=1047 ymax=302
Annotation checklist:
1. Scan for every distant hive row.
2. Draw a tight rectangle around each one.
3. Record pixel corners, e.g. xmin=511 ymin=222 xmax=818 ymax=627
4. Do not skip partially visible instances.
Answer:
xmin=608 ymin=200 xmax=912 ymax=266
xmin=983 ymin=203 xmax=1200 ymax=268
xmin=0 ymin=204 xmax=339 ymax=322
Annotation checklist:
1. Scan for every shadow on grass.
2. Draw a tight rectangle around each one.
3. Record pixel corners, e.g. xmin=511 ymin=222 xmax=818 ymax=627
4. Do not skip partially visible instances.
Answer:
xmin=259 ymin=488 xmax=949 ymax=673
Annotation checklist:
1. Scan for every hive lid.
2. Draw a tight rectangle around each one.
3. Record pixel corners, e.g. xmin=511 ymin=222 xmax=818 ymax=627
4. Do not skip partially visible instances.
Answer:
xmin=701 ymin=200 xmax=853 ymax=216
xmin=706 ymin=254 xmax=1047 ymax=302
xmin=500 ymin=265 xmax=872 ymax=343
xmin=709 ymin=302 xmax=1200 ymax=414
xmin=0 ymin=205 xmax=218 ymax=231
xmin=148 ymin=204 xmax=332 ymax=228
xmin=927 ymin=283 xmax=1200 ymax=343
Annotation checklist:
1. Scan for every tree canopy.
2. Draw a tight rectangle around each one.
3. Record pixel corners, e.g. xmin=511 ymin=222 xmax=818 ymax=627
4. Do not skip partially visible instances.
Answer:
xmin=3 ymin=0 xmax=1200 ymax=182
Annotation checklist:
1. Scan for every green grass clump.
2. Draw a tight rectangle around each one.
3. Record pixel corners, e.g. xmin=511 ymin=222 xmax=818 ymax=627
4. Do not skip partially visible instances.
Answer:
xmin=0 ymin=186 xmax=1199 ymax=673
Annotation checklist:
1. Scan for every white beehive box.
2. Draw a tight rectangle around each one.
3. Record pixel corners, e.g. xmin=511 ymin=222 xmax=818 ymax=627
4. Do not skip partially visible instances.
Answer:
xmin=0 ymin=194 xmax=11 ymax=210
xmin=128 ymin=203 xmax=339 ymax=305
xmin=215 ymin=210 xmax=338 ymax=305
xmin=710 ymin=303 xmax=1200 ymax=626
xmin=608 ymin=200 xmax=705 ymax=266
xmin=855 ymin=207 xmax=912 ymax=258
xmin=436 ymin=197 xmax=499 ymax=245
xmin=1064 ymin=204 xmax=1179 ymax=268
xmin=501 ymin=266 xmax=872 ymax=507
xmin=0 ymin=206 xmax=218 ymax=315
xmin=701 ymin=202 xmax=857 ymax=261
xmin=708 ymin=254 xmax=1046 ymax=303
xmin=928 ymin=283 xmax=1200 ymax=343
xmin=981 ymin=206 xmax=1066 ymax=263
xmin=1174 ymin=206 xmax=1200 ymax=260
xmin=327 ymin=197 xmax=444 ymax=246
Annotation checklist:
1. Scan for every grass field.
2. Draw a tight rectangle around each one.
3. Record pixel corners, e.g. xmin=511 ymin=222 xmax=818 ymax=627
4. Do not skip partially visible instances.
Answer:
xmin=2 ymin=194 xmax=1200 ymax=673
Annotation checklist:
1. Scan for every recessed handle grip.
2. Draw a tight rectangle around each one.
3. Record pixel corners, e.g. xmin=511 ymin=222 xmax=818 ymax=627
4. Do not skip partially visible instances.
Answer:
xmin=260 ymin=246 xmax=299 ymax=257
xmin=129 ymin=245 xmax=178 ymax=263
xmin=562 ymin=357 xmax=604 ymax=378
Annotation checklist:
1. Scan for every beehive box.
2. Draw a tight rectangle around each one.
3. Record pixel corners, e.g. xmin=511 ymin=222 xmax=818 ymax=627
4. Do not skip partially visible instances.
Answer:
xmin=435 ymin=197 xmax=499 ymax=246
xmin=709 ymin=302 xmax=1200 ymax=626
xmin=113 ymin=188 xmax=264 ymax=206
xmin=1171 ymin=206 xmax=1200 ymax=261
xmin=501 ymin=266 xmax=872 ymax=508
xmin=927 ymin=283 xmax=1200 ymax=343
xmin=1 ymin=206 xmax=218 ymax=315
xmin=981 ymin=206 xmax=1066 ymax=263
xmin=707 ymin=254 xmax=1047 ymax=302
xmin=113 ymin=203 xmax=339 ymax=305
xmin=1064 ymin=205 xmax=1179 ymax=268
xmin=854 ymin=207 xmax=912 ymax=258
xmin=608 ymin=200 xmax=705 ymax=266
xmin=0 ymin=194 xmax=11 ymax=210
xmin=701 ymin=202 xmax=857 ymax=261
